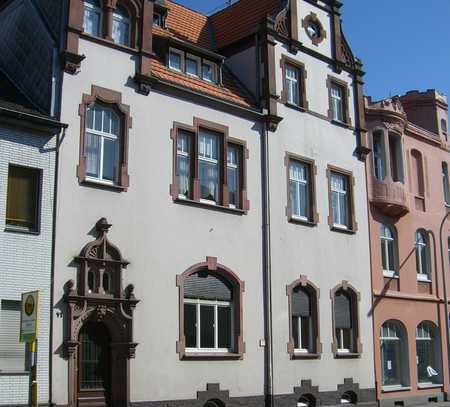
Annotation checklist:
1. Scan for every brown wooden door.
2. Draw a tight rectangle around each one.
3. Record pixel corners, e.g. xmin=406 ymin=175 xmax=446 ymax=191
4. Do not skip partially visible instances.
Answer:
xmin=78 ymin=322 xmax=111 ymax=407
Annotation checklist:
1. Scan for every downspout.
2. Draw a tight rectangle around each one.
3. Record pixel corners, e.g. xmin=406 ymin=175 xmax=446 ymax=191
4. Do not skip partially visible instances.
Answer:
xmin=261 ymin=120 xmax=274 ymax=407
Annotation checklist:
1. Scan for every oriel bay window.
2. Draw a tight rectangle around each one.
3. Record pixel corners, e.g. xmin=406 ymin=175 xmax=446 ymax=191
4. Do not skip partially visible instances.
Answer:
xmin=286 ymin=154 xmax=317 ymax=225
xmin=331 ymin=283 xmax=361 ymax=356
xmin=171 ymin=119 xmax=249 ymax=212
xmin=177 ymin=259 xmax=245 ymax=359
xmin=328 ymin=167 xmax=357 ymax=232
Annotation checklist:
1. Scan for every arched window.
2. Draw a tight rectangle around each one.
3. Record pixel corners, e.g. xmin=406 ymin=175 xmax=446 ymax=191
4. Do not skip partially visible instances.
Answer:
xmin=85 ymin=103 xmax=121 ymax=184
xmin=415 ymin=230 xmax=431 ymax=281
xmin=442 ymin=162 xmax=450 ymax=205
xmin=288 ymin=280 xmax=319 ymax=356
xmin=204 ymin=400 xmax=225 ymax=407
xmin=373 ymin=131 xmax=386 ymax=180
xmin=380 ymin=321 xmax=409 ymax=388
xmin=380 ymin=224 xmax=397 ymax=277
xmin=411 ymin=149 xmax=425 ymax=197
xmin=416 ymin=322 xmax=442 ymax=385
xmin=178 ymin=260 xmax=244 ymax=359
xmin=112 ymin=5 xmax=130 ymax=46
xmin=297 ymin=394 xmax=316 ymax=407
xmin=340 ymin=391 xmax=357 ymax=405
xmin=332 ymin=285 xmax=360 ymax=355
xmin=83 ymin=0 xmax=103 ymax=37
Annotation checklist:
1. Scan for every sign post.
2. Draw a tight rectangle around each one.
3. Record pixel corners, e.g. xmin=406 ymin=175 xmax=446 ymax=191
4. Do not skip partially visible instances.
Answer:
xmin=20 ymin=291 xmax=39 ymax=407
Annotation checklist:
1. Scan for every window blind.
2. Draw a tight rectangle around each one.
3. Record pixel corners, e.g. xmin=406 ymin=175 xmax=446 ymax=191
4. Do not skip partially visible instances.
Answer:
xmin=184 ymin=272 xmax=232 ymax=301
xmin=335 ymin=292 xmax=352 ymax=329
xmin=292 ymin=287 xmax=310 ymax=317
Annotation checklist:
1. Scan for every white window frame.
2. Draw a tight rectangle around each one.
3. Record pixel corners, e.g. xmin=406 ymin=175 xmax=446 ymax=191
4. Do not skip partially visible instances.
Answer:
xmin=373 ymin=132 xmax=386 ymax=180
xmin=285 ymin=64 xmax=300 ymax=106
xmin=83 ymin=0 xmax=102 ymax=37
xmin=331 ymin=84 xmax=344 ymax=122
xmin=169 ymin=48 xmax=184 ymax=72
xmin=184 ymin=298 xmax=233 ymax=353
xmin=293 ymin=315 xmax=310 ymax=354
xmin=290 ymin=160 xmax=309 ymax=221
xmin=416 ymin=232 xmax=430 ymax=282
xmin=336 ymin=328 xmax=351 ymax=354
xmin=185 ymin=53 xmax=201 ymax=78
xmin=227 ymin=145 xmax=239 ymax=209
xmin=202 ymin=60 xmax=217 ymax=83
xmin=198 ymin=131 xmax=219 ymax=205
xmin=381 ymin=225 xmax=397 ymax=277
xmin=85 ymin=105 xmax=120 ymax=186
xmin=176 ymin=132 xmax=191 ymax=200
xmin=112 ymin=6 xmax=131 ymax=46
xmin=331 ymin=173 xmax=349 ymax=230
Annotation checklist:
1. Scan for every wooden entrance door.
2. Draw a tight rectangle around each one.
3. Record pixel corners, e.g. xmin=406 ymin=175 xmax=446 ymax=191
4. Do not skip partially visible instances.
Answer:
xmin=78 ymin=322 xmax=111 ymax=407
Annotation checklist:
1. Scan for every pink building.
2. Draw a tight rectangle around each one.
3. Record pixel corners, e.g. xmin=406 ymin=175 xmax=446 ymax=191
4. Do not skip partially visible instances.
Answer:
xmin=365 ymin=90 xmax=450 ymax=406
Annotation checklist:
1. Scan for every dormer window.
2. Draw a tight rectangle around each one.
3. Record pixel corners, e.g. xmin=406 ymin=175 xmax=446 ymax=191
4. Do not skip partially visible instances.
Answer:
xmin=169 ymin=48 xmax=184 ymax=72
xmin=186 ymin=54 xmax=200 ymax=77
xmin=167 ymin=49 xmax=219 ymax=84
xmin=153 ymin=12 xmax=162 ymax=27
xmin=202 ymin=60 xmax=217 ymax=82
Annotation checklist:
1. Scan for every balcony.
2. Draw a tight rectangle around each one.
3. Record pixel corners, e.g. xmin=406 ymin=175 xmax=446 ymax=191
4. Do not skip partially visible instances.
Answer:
xmin=370 ymin=177 xmax=409 ymax=217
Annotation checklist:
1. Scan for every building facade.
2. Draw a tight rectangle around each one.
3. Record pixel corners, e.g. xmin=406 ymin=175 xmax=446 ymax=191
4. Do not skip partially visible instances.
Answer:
xmin=365 ymin=91 xmax=450 ymax=406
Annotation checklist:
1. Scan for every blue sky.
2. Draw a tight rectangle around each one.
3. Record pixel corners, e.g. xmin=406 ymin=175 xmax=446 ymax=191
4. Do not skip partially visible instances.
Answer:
xmin=175 ymin=0 xmax=450 ymax=101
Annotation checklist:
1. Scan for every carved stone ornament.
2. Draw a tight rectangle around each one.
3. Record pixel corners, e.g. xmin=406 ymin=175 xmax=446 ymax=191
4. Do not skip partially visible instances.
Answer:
xmin=274 ymin=0 xmax=290 ymax=38
xmin=63 ymin=218 xmax=139 ymax=407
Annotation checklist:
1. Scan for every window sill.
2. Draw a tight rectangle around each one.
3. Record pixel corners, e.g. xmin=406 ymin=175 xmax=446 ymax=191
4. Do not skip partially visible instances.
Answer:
xmin=4 ymin=226 xmax=40 ymax=236
xmin=174 ymin=197 xmax=246 ymax=215
xmin=383 ymin=272 xmax=399 ymax=279
xmin=381 ymin=385 xmax=411 ymax=393
xmin=291 ymin=352 xmax=321 ymax=360
xmin=330 ymin=225 xmax=356 ymax=235
xmin=181 ymin=351 xmax=242 ymax=360
xmin=80 ymin=179 xmax=127 ymax=192
xmin=334 ymin=352 xmax=361 ymax=359
xmin=418 ymin=383 xmax=443 ymax=389
xmin=417 ymin=276 xmax=432 ymax=283
xmin=80 ymin=33 xmax=138 ymax=55
xmin=288 ymin=216 xmax=317 ymax=227
xmin=331 ymin=119 xmax=352 ymax=130
xmin=284 ymin=102 xmax=307 ymax=113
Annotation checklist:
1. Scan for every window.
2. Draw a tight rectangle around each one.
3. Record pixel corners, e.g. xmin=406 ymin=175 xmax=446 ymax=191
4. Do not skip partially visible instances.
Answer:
xmin=285 ymin=64 xmax=300 ymax=106
xmin=186 ymin=54 xmax=200 ymax=77
xmin=83 ymin=0 xmax=102 ymax=37
xmin=334 ymin=290 xmax=353 ymax=353
xmin=416 ymin=322 xmax=442 ymax=385
xmin=85 ymin=103 xmax=121 ymax=185
xmin=177 ymin=260 xmax=244 ymax=359
xmin=291 ymin=285 xmax=317 ymax=354
xmin=0 ymin=300 xmax=27 ymax=372
xmin=380 ymin=321 xmax=409 ymax=388
xmin=416 ymin=230 xmax=431 ymax=281
xmin=373 ymin=131 xmax=386 ymax=180
xmin=442 ymin=162 xmax=450 ymax=205
xmin=6 ymin=165 xmax=41 ymax=232
xmin=340 ymin=392 xmax=357 ymax=405
xmin=442 ymin=119 xmax=447 ymax=140
xmin=411 ymin=149 xmax=424 ymax=197
xmin=169 ymin=48 xmax=184 ymax=72
xmin=172 ymin=119 xmax=248 ymax=211
xmin=112 ymin=6 xmax=130 ymax=46
xmin=227 ymin=145 xmax=240 ymax=208
xmin=289 ymin=160 xmax=310 ymax=221
xmin=297 ymin=395 xmax=316 ymax=407
xmin=330 ymin=171 xmax=353 ymax=230
xmin=331 ymin=84 xmax=344 ymax=122
xmin=153 ymin=13 xmax=162 ymax=27
xmin=202 ymin=60 xmax=216 ymax=83
xmin=389 ymin=133 xmax=404 ymax=183
xmin=380 ymin=224 xmax=397 ymax=277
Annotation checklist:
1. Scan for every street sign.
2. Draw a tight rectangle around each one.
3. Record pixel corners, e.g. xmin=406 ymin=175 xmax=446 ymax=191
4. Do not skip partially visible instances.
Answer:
xmin=20 ymin=291 xmax=39 ymax=343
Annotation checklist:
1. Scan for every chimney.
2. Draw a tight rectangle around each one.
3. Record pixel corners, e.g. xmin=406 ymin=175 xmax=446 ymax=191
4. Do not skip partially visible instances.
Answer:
xmin=399 ymin=89 xmax=448 ymax=138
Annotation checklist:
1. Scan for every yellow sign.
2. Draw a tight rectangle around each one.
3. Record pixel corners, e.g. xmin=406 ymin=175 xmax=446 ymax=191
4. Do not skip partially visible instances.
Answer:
xmin=20 ymin=291 xmax=39 ymax=343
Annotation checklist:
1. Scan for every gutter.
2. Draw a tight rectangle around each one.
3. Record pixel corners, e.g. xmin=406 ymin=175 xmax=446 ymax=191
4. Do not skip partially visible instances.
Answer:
xmin=0 ymin=106 xmax=68 ymax=132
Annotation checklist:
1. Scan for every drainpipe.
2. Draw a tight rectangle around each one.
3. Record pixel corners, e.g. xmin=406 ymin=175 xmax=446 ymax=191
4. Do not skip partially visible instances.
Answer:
xmin=261 ymin=120 xmax=274 ymax=407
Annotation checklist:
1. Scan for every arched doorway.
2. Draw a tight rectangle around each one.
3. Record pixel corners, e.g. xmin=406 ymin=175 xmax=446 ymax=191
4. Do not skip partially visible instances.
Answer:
xmin=78 ymin=322 xmax=111 ymax=406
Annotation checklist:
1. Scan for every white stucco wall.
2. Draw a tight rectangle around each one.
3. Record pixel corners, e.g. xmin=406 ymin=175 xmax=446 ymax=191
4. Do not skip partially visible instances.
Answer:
xmin=0 ymin=127 xmax=55 ymax=405
xmin=52 ymin=39 xmax=265 ymax=404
